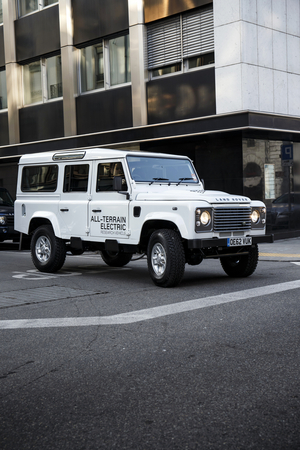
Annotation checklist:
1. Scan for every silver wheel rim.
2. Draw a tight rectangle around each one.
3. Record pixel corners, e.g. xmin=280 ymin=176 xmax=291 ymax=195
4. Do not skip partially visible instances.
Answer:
xmin=151 ymin=243 xmax=167 ymax=277
xmin=35 ymin=235 xmax=51 ymax=263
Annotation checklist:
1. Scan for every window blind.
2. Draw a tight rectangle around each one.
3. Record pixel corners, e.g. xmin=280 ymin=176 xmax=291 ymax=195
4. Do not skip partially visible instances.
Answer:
xmin=182 ymin=6 xmax=214 ymax=59
xmin=147 ymin=16 xmax=181 ymax=70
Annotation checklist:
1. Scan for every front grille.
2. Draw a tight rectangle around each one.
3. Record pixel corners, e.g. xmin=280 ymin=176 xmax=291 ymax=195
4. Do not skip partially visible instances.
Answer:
xmin=6 ymin=215 xmax=14 ymax=226
xmin=214 ymin=207 xmax=251 ymax=232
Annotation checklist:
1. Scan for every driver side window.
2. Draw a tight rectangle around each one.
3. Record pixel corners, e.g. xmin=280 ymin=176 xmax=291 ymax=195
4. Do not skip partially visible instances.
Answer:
xmin=96 ymin=162 xmax=127 ymax=192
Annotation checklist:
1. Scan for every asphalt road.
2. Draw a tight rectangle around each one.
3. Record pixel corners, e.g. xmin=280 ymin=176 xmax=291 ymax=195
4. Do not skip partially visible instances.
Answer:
xmin=0 ymin=241 xmax=300 ymax=449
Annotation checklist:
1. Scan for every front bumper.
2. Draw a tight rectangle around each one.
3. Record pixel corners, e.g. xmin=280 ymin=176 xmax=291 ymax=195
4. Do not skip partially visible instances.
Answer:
xmin=187 ymin=234 xmax=274 ymax=249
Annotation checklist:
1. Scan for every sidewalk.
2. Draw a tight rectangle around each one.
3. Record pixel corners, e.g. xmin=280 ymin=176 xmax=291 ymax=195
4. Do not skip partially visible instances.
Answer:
xmin=259 ymin=237 xmax=300 ymax=262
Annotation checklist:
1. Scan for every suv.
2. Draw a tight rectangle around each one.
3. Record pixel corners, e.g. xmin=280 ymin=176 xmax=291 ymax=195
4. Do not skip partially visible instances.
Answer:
xmin=0 ymin=187 xmax=19 ymax=242
xmin=15 ymin=148 xmax=273 ymax=287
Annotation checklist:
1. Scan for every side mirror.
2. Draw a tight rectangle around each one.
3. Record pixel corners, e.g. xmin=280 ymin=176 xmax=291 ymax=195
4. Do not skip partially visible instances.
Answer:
xmin=201 ymin=179 xmax=205 ymax=190
xmin=113 ymin=176 xmax=123 ymax=191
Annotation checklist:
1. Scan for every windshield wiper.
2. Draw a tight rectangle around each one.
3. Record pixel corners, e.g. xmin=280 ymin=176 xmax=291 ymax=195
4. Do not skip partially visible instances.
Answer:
xmin=176 ymin=177 xmax=193 ymax=185
xmin=149 ymin=178 xmax=169 ymax=185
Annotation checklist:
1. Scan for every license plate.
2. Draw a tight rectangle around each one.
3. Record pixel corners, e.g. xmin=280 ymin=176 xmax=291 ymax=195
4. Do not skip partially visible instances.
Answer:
xmin=227 ymin=237 xmax=252 ymax=247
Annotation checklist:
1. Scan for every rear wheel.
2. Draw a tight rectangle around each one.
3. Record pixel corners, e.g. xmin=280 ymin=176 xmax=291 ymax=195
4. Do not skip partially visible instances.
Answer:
xmin=31 ymin=225 xmax=66 ymax=273
xmin=101 ymin=250 xmax=132 ymax=267
xmin=220 ymin=244 xmax=259 ymax=277
xmin=147 ymin=229 xmax=185 ymax=287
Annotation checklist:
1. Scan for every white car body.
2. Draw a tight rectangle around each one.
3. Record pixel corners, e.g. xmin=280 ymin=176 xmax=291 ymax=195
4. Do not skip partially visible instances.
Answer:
xmin=15 ymin=148 xmax=273 ymax=287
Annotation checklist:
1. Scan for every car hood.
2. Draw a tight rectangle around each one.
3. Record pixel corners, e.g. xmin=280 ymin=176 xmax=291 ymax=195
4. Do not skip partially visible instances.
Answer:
xmin=135 ymin=189 xmax=250 ymax=204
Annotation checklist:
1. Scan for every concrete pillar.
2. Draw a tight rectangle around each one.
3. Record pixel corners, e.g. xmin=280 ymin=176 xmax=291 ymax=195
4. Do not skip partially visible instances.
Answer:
xmin=59 ymin=0 xmax=77 ymax=137
xmin=128 ymin=0 xmax=148 ymax=127
xmin=2 ymin=0 xmax=21 ymax=144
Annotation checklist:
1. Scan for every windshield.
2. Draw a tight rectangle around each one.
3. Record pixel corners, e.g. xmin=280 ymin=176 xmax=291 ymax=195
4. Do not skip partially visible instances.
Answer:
xmin=0 ymin=189 xmax=14 ymax=207
xmin=127 ymin=156 xmax=199 ymax=184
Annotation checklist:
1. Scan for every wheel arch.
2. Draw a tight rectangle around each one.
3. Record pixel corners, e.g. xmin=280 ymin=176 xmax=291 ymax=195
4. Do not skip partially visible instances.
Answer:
xmin=29 ymin=213 xmax=61 ymax=237
xmin=139 ymin=219 xmax=183 ymax=252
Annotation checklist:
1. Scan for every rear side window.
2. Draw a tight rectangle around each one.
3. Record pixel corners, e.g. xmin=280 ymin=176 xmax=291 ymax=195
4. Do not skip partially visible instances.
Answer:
xmin=63 ymin=164 xmax=89 ymax=192
xmin=21 ymin=165 xmax=58 ymax=192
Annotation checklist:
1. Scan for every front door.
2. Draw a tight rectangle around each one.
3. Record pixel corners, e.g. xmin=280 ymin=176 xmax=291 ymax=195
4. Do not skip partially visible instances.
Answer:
xmin=89 ymin=160 xmax=130 ymax=240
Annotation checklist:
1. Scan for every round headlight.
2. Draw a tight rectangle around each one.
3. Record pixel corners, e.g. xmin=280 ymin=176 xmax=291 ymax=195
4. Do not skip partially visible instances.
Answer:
xmin=0 ymin=216 xmax=6 ymax=225
xmin=251 ymin=209 xmax=260 ymax=223
xmin=200 ymin=211 xmax=211 ymax=226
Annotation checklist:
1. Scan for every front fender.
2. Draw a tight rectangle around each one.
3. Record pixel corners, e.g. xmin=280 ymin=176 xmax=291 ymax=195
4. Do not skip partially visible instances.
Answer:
xmin=142 ymin=211 xmax=190 ymax=239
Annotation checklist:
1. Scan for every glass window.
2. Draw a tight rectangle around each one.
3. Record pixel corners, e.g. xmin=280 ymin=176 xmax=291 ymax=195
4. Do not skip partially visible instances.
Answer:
xmin=81 ymin=43 xmax=104 ymax=92
xmin=23 ymin=55 xmax=62 ymax=105
xmin=0 ymin=188 xmax=14 ymax=206
xmin=109 ymin=35 xmax=131 ymax=86
xmin=0 ymin=69 xmax=7 ymax=110
xmin=127 ymin=156 xmax=198 ymax=184
xmin=21 ymin=165 xmax=58 ymax=192
xmin=97 ymin=162 xmax=127 ymax=192
xmin=18 ymin=0 xmax=58 ymax=17
xmin=152 ymin=63 xmax=181 ymax=78
xmin=79 ymin=34 xmax=130 ymax=92
xmin=147 ymin=6 xmax=214 ymax=78
xmin=19 ymin=0 xmax=39 ymax=17
xmin=44 ymin=0 xmax=57 ymax=6
xmin=47 ymin=55 xmax=62 ymax=99
xmin=63 ymin=165 xmax=89 ymax=192
xmin=188 ymin=52 xmax=215 ymax=69
xmin=23 ymin=61 xmax=42 ymax=105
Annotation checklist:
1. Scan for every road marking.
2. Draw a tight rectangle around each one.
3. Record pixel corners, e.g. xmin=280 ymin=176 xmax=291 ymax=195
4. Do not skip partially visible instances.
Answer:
xmin=12 ymin=269 xmax=82 ymax=280
xmin=260 ymin=252 xmax=300 ymax=258
xmin=1 ymin=279 xmax=300 ymax=330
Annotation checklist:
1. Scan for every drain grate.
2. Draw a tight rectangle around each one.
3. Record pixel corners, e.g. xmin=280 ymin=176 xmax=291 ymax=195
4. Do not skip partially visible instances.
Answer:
xmin=0 ymin=286 xmax=96 ymax=308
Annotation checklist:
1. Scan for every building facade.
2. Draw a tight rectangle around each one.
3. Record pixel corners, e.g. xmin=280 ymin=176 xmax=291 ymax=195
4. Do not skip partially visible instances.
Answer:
xmin=0 ymin=0 xmax=299 ymax=236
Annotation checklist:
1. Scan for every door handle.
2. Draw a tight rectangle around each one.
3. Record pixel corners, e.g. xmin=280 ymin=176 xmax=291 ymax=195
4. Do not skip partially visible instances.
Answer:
xmin=92 ymin=209 xmax=102 ymax=213
xmin=60 ymin=208 xmax=69 ymax=212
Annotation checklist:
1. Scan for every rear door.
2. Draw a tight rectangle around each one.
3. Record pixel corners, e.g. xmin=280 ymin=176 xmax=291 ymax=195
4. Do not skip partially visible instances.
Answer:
xmin=59 ymin=163 xmax=91 ymax=237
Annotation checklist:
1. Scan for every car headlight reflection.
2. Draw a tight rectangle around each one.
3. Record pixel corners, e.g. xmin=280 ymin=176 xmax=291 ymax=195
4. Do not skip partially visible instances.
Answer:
xmin=251 ymin=209 xmax=260 ymax=224
xmin=195 ymin=208 xmax=212 ymax=232
xmin=200 ymin=210 xmax=211 ymax=226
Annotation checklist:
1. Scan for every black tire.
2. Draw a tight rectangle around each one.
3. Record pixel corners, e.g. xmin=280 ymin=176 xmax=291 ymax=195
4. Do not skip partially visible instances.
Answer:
xmin=101 ymin=250 xmax=132 ymax=267
xmin=220 ymin=244 xmax=259 ymax=277
xmin=31 ymin=225 xmax=66 ymax=273
xmin=147 ymin=229 xmax=185 ymax=287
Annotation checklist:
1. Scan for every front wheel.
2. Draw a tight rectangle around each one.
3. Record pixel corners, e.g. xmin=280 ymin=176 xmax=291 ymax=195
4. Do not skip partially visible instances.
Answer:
xmin=31 ymin=225 xmax=66 ymax=273
xmin=147 ymin=229 xmax=185 ymax=287
xmin=220 ymin=244 xmax=259 ymax=277
xmin=101 ymin=250 xmax=132 ymax=267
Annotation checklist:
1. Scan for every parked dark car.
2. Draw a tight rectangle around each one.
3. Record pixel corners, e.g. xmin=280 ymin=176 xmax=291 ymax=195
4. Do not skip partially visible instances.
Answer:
xmin=0 ymin=187 xmax=19 ymax=242
xmin=267 ymin=192 xmax=300 ymax=230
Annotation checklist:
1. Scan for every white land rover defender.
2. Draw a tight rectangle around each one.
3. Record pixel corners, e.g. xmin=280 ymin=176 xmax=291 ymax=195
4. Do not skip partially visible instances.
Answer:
xmin=15 ymin=148 xmax=273 ymax=287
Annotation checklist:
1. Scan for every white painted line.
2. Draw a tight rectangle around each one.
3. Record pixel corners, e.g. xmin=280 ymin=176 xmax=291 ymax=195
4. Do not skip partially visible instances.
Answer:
xmin=1 ymin=279 xmax=300 ymax=330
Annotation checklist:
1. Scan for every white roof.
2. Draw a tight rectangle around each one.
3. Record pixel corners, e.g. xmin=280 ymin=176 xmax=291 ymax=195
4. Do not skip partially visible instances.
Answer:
xmin=19 ymin=148 xmax=191 ymax=165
